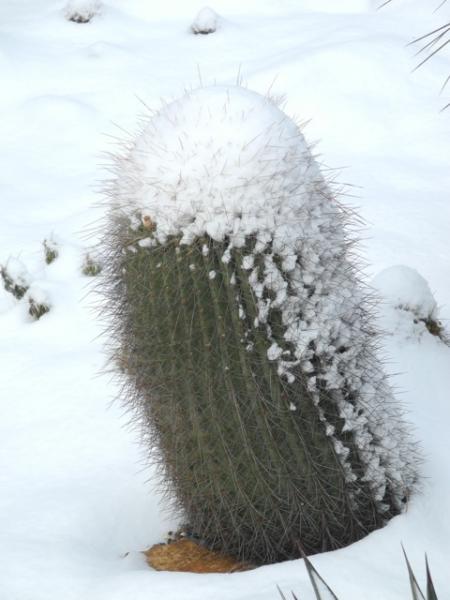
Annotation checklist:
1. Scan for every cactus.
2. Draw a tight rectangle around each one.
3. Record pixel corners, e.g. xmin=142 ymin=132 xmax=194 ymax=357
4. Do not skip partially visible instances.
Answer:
xmin=99 ymin=86 xmax=419 ymax=564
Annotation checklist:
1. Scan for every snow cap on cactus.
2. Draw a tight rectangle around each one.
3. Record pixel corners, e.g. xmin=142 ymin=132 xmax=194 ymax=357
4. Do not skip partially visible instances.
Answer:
xmin=103 ymin=85 xmax=419 ymax=562
xmin=114 ymin=86 xmax=323 ymax=248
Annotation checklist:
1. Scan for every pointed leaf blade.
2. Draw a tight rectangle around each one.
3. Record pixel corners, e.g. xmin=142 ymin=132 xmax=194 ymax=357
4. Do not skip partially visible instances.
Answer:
xmin=425 ymin=555 xmax=438 ymax=600
xmin=403 ymin=547 xmax=426 ymax=600
xmin=298 ymin=547 xmax=339 ymax=600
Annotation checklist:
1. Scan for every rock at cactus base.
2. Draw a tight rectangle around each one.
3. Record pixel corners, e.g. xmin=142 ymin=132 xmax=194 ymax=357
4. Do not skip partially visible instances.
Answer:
xmin=145 ymin=538 xmax=254 ymax=574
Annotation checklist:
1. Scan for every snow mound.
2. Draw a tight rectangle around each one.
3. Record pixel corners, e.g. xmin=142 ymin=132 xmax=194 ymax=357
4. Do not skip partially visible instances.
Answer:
xmin=191 ymin=7 xmax=219 ymax=34
xmin=373 ymin=265 xmax=438 ymax=321
xmin=64 ymin=0 xmax=102 ymax=23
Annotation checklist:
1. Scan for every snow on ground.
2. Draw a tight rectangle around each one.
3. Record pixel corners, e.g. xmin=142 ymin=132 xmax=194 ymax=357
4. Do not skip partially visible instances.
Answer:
xmin=0 ymin=0 xmax=449 ymax=598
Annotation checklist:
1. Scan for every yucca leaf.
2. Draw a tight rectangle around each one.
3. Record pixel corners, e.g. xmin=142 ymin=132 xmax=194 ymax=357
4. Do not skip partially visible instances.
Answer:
xmin=425 ymin=555 xmax=438 ymax=600
xmin=277 ymin=584 xmax=301 ymax=600
xmin=299 ymin=547 xmax=339 ymax=600
xmin=277 ymin=584 xmax=290 ymax=600
xmin=277 ymin=548 xmax=438 ymax=600
xmin=403 ymin=547 xmax=426 ymax=600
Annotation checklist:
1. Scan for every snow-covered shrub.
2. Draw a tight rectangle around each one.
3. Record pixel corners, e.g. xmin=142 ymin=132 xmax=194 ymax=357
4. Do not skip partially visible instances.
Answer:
xmin=82 ymin=252 xmax=102 ymax=276
xmin=27 ymin=286 xmax=50 ymax=321
xmin=43 ymin=238 xmax=58 ymax=265
xmin=373 ymin=265 xmax=445 ymax=341
xmin=1 ymin=258 xmax=30 ymax=300
xmin=64 ymin=0 xmax=102 ymax=23
xmin=99 ymin=85 xmax=419 ymax=563
xmin=191 ymin=7 xmax=219 ymax=34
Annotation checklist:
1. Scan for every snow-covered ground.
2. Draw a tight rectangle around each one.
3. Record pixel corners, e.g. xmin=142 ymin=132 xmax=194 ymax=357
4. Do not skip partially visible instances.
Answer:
xmin=0 ymin=1 xmax=449 ymax=598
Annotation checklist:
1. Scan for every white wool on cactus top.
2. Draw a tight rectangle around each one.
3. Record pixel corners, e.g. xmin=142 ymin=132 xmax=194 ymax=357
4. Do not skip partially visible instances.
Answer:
xmin=112 ymin=85 xmax=417 ymax=511
xmin=373 ymin=265 xmax=437 ymax=320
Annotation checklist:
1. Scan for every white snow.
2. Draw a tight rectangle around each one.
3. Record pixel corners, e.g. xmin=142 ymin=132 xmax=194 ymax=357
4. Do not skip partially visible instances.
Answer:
xmin=191 ymin=7 xmax=219 ymax=34
xmin=267 ymin=342 xmax=283 ymax=361
xmin=1 ymin=0 xmax=450 ymax=598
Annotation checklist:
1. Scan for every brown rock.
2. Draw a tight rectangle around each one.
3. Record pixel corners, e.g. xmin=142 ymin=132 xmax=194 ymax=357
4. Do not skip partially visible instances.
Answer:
xmin=144 ymin=538 xmax=254 ymax=574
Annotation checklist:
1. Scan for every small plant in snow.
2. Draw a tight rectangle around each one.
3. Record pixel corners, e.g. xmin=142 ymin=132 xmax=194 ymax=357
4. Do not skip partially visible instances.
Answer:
xmin=27 ymin=286 xmax=50 ymax=321
xmin=64 ymin=0 xmax=102 ymax=23
xmin=0 ymin=258 xmax=31 ymax=300
xmin=191 ymin=7 xmax=219 ymax=35
xmin=100 ymin=85 xmax=419 ymax=564
xmin=43 ymin=238 xmax=58 ymax=265
xmin=82 ymin=252 xmax=102 ymax=276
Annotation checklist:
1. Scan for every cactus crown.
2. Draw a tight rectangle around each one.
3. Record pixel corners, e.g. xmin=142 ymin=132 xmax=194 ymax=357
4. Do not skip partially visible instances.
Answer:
xmin=100 ymin=86 xmax=418 ymax=563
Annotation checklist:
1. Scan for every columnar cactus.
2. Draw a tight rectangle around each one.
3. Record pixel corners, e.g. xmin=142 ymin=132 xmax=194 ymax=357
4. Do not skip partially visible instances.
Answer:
xmin=100 ymin=86 xmax=418 ymax=564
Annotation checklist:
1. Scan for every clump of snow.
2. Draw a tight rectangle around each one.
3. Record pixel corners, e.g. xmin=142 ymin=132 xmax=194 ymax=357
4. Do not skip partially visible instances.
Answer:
xmin=191 ymin=7 xmax=219 ymax=35
xmin=373 ymin=265 xmax=438 ymax=321
xmin=109 ymin=85 xmax=418 ymax=514
xmin=267 ymin=342 xmax=283 ymax=361
xmin=64 ymin=0 xmax=102 ymax=23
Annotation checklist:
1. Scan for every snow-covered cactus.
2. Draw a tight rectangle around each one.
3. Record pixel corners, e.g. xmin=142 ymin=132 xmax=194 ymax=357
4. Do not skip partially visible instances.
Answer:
xmin=373 ymin=265 xmax=446 ymax=341
xmin=191 ymin=7 xmax=219 ymax=35
xmin=43 ymin=238 xmax=58 ymax=265
xmin=1 ymin=258 xmax=30 ymax=300
xmin=100 ymin=86 xmax=418 ymax=563
xmin=64 ymin=0 xmax=102 ymax=23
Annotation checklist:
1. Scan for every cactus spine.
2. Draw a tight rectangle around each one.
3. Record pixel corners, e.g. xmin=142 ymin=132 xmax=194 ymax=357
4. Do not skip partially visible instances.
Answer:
xmin=100 ymin=86 xmax=418 ymax=564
